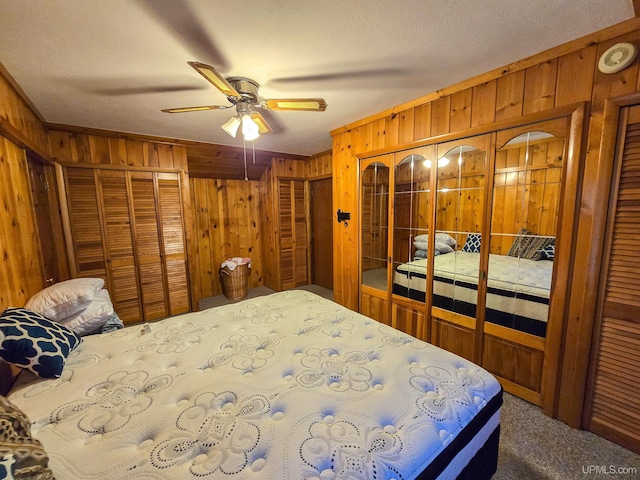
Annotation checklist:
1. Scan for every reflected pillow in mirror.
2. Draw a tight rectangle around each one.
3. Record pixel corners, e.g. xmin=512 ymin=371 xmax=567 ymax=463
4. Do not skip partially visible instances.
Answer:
xmin=534 ymin=241 xmax=555 ymax=261
xmin=507 ymin=228 xmax=534 ymax=258
xmin=462 ymin=233 xmax=481 ymax=253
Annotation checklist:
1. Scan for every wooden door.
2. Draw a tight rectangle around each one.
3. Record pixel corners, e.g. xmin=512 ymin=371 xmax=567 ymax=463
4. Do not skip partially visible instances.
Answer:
xmin=278 ymin=179 xmax=309 ymax=289
xmin=98 ymin=170 xmax=142 ymax=323
xmin=129 ymin=171 xmax=165 ymax=321
xmin=157 ymin=173 xmax=190 ymax=316
xmin=27 ymin=156 xmax=59 ymax=287
xmin=64 ymin=168 xmax=108 ymax=280
xmin=585 ymin=105 xmax=640 ymax=454
xmin=310 ymin=178 xmax=333 ymax=290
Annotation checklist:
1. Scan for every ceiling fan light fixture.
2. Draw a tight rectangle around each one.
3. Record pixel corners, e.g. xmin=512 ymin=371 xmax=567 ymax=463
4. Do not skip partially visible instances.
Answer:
xmin=241 ymin=114 xmax=260 ymax=141
xmin=221 ymin=115 xmax=241 ymax=137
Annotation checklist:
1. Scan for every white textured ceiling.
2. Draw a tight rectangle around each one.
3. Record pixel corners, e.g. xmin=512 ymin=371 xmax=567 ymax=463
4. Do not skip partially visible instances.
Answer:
xmin=0 ymin=0 xmax=634 ymax=156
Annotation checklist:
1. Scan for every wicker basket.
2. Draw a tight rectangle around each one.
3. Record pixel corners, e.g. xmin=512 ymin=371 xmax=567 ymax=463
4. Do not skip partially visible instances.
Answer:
xmin=220 ymin=263 xmax=250 ymax=300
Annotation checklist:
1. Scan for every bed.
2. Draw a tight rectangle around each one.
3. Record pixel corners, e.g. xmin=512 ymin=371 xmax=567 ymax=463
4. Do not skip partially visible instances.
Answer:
xmin=5 ymin=290 xmax=502 ymax=479
xmin=393 ymin=252 xmax=552 ymax=337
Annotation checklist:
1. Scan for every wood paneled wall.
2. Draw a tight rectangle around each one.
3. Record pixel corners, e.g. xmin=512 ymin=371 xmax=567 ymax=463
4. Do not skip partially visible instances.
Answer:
xmin=307 ymin=150 xmax=332 ymax=179
xmin=0 ymin=68 xmax=48 ymax=156
xmin=0 ymin=71 xmax=49 ymax=310
xmin=48 ymin=130 xmax=188 ymax=171
xmin=331 ymin=17 xmax=640 ymax=428
xmin=0 ymin=136 xmax=44 ymax=308
xmin=189 ymin=177 xmax=263 ymax=301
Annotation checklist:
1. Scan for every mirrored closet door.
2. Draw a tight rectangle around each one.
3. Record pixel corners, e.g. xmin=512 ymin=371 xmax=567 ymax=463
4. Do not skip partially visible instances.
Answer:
xmin=360 ymin=156 xmax=392 ymax=324
xmin=358 ymin=107 xmax=582 ymax=407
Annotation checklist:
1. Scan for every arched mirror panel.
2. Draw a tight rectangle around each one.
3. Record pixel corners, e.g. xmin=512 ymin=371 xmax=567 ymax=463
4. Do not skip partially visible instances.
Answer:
xmin=392 ymin=147 xmax=433 ymax=302
xmin=432 ymin=137 xmax=488 ymax=319
xmin=361 ymin=160 xmax=391 ymax=292
xmin=488 ymin=128 xmax=565 ymax=338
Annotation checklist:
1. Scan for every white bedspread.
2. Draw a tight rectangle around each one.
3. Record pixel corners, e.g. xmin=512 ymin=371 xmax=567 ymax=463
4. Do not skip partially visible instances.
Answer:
xmin=8 ymin=291 xmax=501 ymax=479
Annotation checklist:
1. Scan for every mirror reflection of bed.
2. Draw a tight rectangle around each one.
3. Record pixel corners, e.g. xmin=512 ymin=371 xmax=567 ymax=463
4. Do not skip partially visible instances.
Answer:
xmin=390 ymin=130 xmax=562 ymax=339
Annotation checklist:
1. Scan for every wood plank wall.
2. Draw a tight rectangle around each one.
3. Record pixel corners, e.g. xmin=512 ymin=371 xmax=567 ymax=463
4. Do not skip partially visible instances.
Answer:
xmin=189 ymin=177 xmax=264 ymax=302
xmin=0 ymin=136 xmax=44 ymax=308
xmin=0 ymin=71 xmax=49 ymax=310
xmin=0 ymin=68 xmax=48 ymax=156
xmin=331 ymin=17 xmax=640 ymax=428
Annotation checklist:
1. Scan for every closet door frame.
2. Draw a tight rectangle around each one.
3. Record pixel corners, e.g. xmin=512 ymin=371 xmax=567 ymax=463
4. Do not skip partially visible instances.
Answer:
xmin=582 ymin=93 xmax=640 ymax=441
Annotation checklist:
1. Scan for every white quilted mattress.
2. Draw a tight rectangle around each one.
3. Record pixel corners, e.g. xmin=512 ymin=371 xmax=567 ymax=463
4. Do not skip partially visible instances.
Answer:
xmin=395 ymin=252 xmax=552 ymax=324
xmin=8 ymin=291 xmax=501 ymax=479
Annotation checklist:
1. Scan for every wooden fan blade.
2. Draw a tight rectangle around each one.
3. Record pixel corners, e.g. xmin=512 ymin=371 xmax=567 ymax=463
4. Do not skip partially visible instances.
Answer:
xmin=161 ymin=105 xmax=228 ymax=113
xmin=188 ymin=61 xmax=239 ymax=98
xmin=263 ymin=98 xmax=327 ymax=112
xmin=250 ymin=112 xmax=272 ymax=134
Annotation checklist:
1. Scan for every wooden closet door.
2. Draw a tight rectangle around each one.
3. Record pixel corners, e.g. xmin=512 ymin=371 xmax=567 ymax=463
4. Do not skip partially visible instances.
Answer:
xmin=278 ymin=179 xmax=309 ymax=289
xmin=586 ymin=105 xmax=640 ymax=454
xmin=157 ymin=173 xmax=190 ymax=316
xmin=129 ymin=171 xmax=167 ymax=321
xmin=98 ymin=170 xmax=141 ymax=323
xmin=65 ymin=168 xmax=107 ymax=280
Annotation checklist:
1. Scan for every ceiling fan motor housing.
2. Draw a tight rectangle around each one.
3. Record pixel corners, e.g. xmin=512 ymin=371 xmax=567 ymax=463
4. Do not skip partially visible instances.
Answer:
xmin=226 ymin=77 xmax=260 ymax=104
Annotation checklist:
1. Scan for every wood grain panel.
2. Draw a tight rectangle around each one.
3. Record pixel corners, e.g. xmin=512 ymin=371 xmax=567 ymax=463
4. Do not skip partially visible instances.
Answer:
xmin=0 ymin=136 xmax=44 ymax=309
xmin=482 ymin=335 xmax=544 ymax=396
xmin=0 ymin=70 xmax=48 ymax=154
xmin=306 ymin=150 xmax=332 ymax=179
xmin=450 ymin=89 xmax=473 ymax=132
xmin=495 ymin=70 xmax=525 ymax=121
xmin=360 ymin=287 xmax=390 ymax=326
xmin=430 ymin=96 xmax=451 ymax=136
xmin=554 ymin=46 xmax=597 ymax=107
xmin=431 ymin=317 xmax=475 ymax=362
xmin=471 ymin=80 xmax=497 ymax=127
xmin=392 ymin=299 xmax=426 ymax=341
xmin=189 ymin=177 xmax=263 ymax=303
xmin=523 ymin=59 xmax=558 ymax=114
xmin=413 ymin=103 xmax=432 ymax=140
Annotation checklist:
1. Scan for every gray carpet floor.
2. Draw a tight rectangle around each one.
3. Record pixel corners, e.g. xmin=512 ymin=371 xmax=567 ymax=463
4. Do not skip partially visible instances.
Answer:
xmin=496 ymin=392 xmax=640 ymax=479
xmin=198 ymin=287 xmax=640 ymax=479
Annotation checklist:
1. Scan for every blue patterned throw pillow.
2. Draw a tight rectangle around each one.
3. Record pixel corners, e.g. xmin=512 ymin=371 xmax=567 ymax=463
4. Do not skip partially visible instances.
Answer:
xmin=0 ymin=308 xmax=81 ymax=378
xmin=462 ymin=233 xmax=482 ymax=253
xmin=535 ymin=241 xmax=555 ymax=261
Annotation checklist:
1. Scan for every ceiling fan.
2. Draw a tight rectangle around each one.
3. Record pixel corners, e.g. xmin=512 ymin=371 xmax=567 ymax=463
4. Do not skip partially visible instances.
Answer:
xmin=162 ymin=61 xmax=327 ymax=140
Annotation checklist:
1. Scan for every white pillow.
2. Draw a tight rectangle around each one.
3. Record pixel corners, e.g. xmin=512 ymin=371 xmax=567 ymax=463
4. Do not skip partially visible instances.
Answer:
xmin=435 ymin=232 xmax=457 ymax=247
xmin=412 ymin=240 xmax=454 ymax=254
xmin=58 ymin=289 xmax=114 ymax=336
xmin=24 ymin=278 xmax=104 ymax=321
xmin=413 ymin=232 xmax=457 ymax=247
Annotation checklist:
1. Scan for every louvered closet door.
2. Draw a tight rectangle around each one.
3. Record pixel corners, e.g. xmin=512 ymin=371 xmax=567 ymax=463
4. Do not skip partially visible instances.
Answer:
xmin=130 ymin=172 xmax=167 ymax=320
xmin=588 ymin=105 xmax=640 ymax=453
xmin=157 ymin=173 xmax=190 ymax=316
xmin=293 ymin=181 xmax=309 ymax=286
xmin=278 ymin=180 xmax=309 ymax=289
xmin=65 ymin=169 xmax=107 ymax=279
xmin=98 ymin=170 xmax=142 ymax=322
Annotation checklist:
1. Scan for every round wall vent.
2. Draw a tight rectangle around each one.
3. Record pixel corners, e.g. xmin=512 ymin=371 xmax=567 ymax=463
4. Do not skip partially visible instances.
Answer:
xmin=598 ymin=42 xmax=638 ymax=74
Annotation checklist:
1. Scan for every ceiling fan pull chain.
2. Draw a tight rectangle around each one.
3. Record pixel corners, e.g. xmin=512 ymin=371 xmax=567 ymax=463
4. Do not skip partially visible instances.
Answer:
xmin=243 ymin=137 xmax=248 ymax=181
xmin=252 ymin=140 xmax=256 ymax=165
